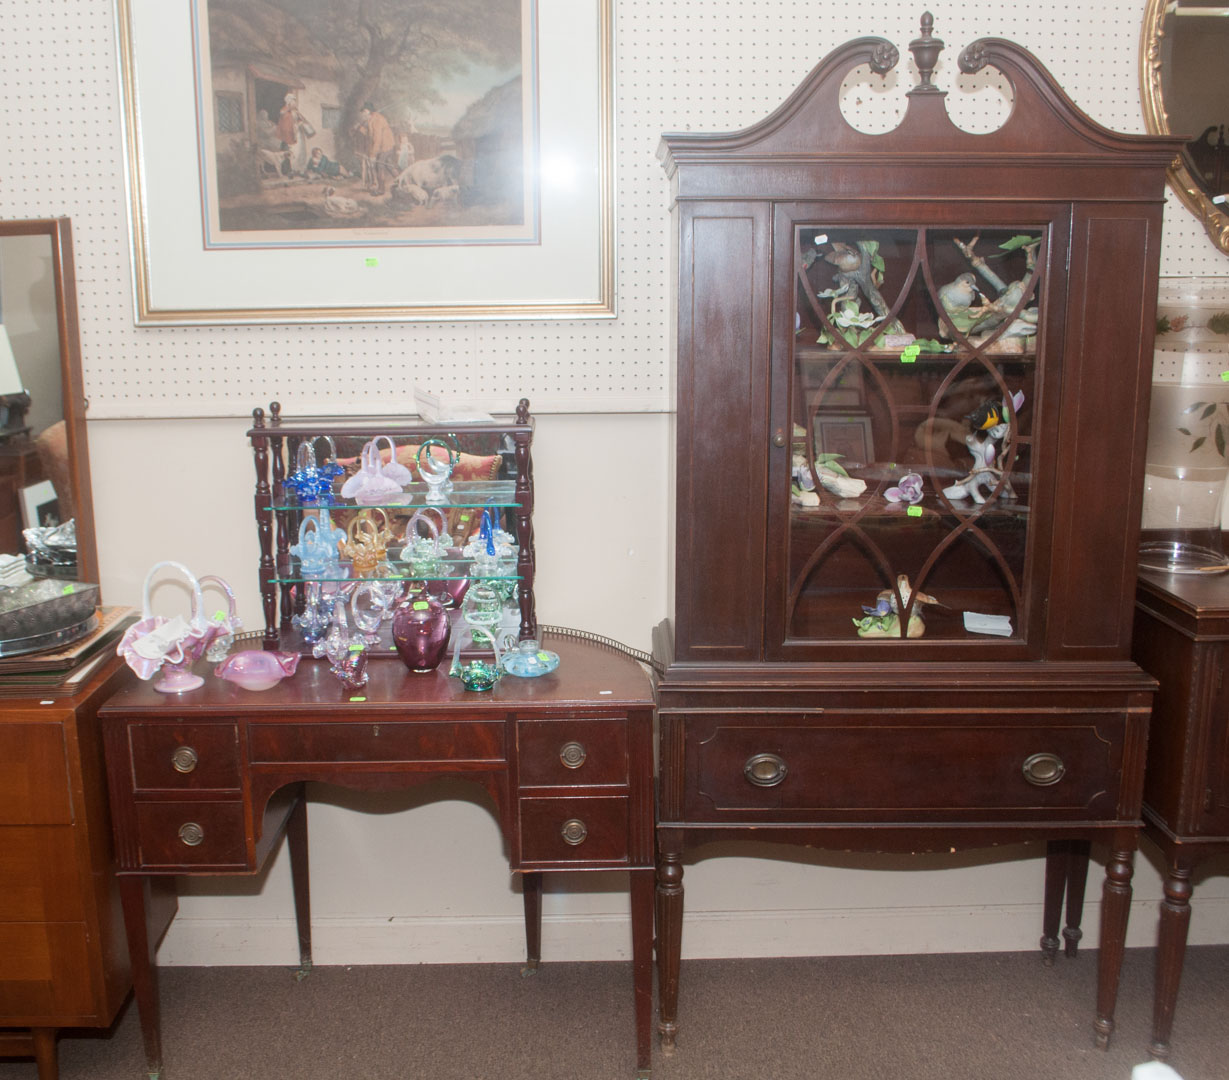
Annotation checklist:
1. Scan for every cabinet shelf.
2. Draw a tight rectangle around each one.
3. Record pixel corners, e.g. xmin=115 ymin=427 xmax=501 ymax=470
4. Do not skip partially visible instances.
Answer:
xmin=268 ymin=479 xmax=520 ymax=513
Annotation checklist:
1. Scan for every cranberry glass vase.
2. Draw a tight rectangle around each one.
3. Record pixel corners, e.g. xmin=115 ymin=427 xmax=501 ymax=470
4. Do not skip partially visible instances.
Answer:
xmin=392 ymin=592 xmax=451 ymax=673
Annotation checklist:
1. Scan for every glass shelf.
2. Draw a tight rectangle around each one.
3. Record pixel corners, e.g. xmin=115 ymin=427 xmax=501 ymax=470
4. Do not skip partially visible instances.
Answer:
xmin=274 ymin=557 xmax=521 ymax=586
xmin=269 ymin=479 xmax=520 ymax=513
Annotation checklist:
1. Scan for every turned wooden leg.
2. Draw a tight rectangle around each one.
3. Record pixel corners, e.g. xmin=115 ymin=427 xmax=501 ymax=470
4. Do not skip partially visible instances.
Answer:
xmin=119 ymin=874 xmax=163 ymax=1078
xmin=1151 ymin=861 xmax=1194 ymax=1059
xmin=31 ymin=1028 xmax=57 ymax=1080
xmin=286 ymin=791 xmax=312 ymax=975
xmin=1063 ymin=840 xmax=1091 ymax=958
xmin=1041 ymin=839 xmax=1069 ymax=964
xmin=630 ymin=868 xmax=655 ymax=1079
xmin=1094 ymin=840 xmax=1136 ymax=1050
xmin=521 ymin=871 xmax=543 ymax=976
xmin=655 ymin=849 xmax=684 ymax=1054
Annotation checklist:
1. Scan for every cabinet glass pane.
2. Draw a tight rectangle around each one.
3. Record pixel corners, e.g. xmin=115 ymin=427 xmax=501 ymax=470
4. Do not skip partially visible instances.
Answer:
xmin=789 ymin=225 xmax=1043 ymax=643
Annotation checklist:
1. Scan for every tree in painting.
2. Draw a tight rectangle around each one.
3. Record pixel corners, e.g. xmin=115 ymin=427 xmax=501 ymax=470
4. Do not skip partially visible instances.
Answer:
xmin=204 ymin=0 xmax=528 ymax=235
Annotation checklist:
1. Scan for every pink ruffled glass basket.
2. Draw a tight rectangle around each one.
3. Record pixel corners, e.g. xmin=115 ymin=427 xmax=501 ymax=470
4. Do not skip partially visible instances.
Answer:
xmin=117 ymin=561 xmax=238 ymax=693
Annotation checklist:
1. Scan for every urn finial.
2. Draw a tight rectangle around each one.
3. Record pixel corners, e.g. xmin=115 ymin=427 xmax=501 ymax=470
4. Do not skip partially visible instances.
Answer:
xmin=908 ymin=11 xmax=945 ymax=94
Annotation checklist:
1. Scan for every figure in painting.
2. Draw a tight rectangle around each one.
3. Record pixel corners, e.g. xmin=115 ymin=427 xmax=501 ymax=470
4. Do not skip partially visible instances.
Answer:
xmin=307 ymin=147 xmax=351 ymax=180
xmin=354 ymin=102 xmax=396 ymax=194
xmin=276 ymin=92 xmax=312 ymax=175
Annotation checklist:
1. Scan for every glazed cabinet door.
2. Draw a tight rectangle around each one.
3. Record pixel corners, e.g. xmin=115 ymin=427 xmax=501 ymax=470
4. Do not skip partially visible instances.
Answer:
xmin=765 ymin=203 xmax=1071 ymax=661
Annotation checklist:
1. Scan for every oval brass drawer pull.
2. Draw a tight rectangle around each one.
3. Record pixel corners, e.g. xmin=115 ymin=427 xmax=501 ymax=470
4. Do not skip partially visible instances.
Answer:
xmin=744 ymin=753 xmax=788 ymax=788
xmin=559 ymin=741 xmax=587 ymax=769
xmin=178 ymin=822 xmax=205 ymax=846
xmin=1022 ymin=752 xmax=1066 ymax=787
xmin=561 ymin=818 xmax=588 ymax=845
xmin=171 ymin=746 xmax=199 ymax=774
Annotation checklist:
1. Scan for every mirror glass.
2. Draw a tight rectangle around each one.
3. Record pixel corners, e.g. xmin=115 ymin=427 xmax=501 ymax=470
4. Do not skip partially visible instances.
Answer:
xmin=1143 ymin=0 xmax=1229 ymax=253
xmin=0 ymin=219 xmax=98 ymax=586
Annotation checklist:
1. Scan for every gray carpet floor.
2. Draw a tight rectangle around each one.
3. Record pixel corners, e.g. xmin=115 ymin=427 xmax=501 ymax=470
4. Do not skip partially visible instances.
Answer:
xmin=5 ymin=946 xmax=1227 ymax=1080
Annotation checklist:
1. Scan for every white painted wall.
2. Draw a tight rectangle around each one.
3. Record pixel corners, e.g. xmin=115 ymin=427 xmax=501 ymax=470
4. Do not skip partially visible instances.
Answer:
xmin=5 ymin=0 xmax=1229 ymax=966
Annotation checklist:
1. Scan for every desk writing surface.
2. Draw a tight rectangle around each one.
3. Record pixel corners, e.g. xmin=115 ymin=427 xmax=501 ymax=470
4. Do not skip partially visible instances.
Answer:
xmin=101 ymin=634 xmax=653 ymax=714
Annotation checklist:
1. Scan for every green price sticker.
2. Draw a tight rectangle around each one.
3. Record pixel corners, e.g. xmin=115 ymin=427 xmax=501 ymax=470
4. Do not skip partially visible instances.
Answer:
xmin=365 ymin=257 xmax=378 ymax=267
xmin=213 ymin=609 xmax=226 ymax=621
xmin=61 ymin=584 xmax=75 ymax=595
xmin=1220 ymin=371 xmax=1229 ymax=382
xmin=349 ymin=642 xmax=363 ymax=652
xmin=906 ymin=506 xmax=923 ymax=517
xmin=900 ymin=344 xmax=921 ymax=364
xmin=537 ymin=651 xmax=551 ymax=661
xmin=413 ymin=601 xmax=429 ymax=610
xmin=349 ymin=696 xmax=367 ymax=703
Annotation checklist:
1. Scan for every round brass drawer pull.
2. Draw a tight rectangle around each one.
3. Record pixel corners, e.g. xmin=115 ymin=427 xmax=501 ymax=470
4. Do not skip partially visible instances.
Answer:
xmin=561 ymin=818 xmax=588 ymax=846
xmin=178 ymin=822 xmax=205 ymax=847
xmin=559 ymin=741 xmax=587 ymax=769
xmin=1022 ymin=752 xmax=1066 ymax=787
xmin=744 ymin=753 xmax=788 ymax=788
xmin=171 ymin=746 xmax=199 ymax=774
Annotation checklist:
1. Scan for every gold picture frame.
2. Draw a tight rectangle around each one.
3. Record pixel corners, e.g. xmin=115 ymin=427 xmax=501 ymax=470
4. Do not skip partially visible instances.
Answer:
xmin=1140 ymin=0 xmax=1229 ymax=255
xmin=116 ymin=0 xmax=615 ymax=323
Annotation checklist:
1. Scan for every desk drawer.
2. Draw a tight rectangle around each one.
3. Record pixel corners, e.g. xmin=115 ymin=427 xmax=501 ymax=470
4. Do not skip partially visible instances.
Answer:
xmin=134 ymin=801 xmax=248 ymax=869
xmin=684 ymin=712 xmax=1125 ymax=822
xmin=518 ymin=718 xmax=628 ymax=787
xmin=129 ymin=723 xmax=241 ymax=792
xmin=249 ymin=720 xmax=504 ymax=764
xmin=519 ymin=796 xmax=629 ymax=864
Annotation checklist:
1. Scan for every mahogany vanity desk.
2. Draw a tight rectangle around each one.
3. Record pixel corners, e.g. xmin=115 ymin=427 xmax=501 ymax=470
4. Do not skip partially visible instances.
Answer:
xmin=99 ymin=634 xmax=655 ymax=1079
xmin=1132 ymin=567 xmax=1229 ymax=1059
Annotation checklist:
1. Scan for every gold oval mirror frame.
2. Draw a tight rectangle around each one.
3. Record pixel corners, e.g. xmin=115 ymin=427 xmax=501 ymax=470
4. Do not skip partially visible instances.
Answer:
xmin=1141 ymin=0 xmax=1229 ymax=254
xmin=1140 ymin=0 xmax=1229 ymax=255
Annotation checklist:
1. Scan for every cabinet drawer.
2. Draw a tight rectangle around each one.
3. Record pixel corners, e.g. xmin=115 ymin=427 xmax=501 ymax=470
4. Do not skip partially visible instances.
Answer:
xmin=519 ymin=796 xmax=629 ymax=864
xmin=134 ymin=801 xmax=248 ymax=869
xmin=0 ymin=827 xmax=84 ymax=921
xmin=128 ymin=723 xmax=241 ymax=792
xmin=0 ymin=724 xmax=71 ymax=824
xmin=0 ymin=921 xmax=95 ymax=1021
xmin=249 ymin=720 xmax=504 ymax=764
xmin=686 ymin=713 xmax=1125 ymax=822
xmin=517 ymin=718 xmax=628 ymax=787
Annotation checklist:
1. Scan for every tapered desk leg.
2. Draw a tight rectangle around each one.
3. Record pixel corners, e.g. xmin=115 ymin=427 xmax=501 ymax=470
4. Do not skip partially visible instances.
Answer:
xmin=1151 ymin=861 xmax=1194 ymax=1059
xmin=1094 ymin=840 xmax=1136 ymax=1050
xmin=630 ymin=868 xmax=654 ymax=1079
xmin=1041 ymin=839 xmax=1069 ymax=964
xmin=655 ymin=850 xmax=684 ymax=1054
xmin=521 ymin=871 xmax=543 ymax=976
xmin=31 ymin=1028 xmax=56 ymax=1080
xmin=1063 ymin=840 xmax=1090 ymax=958
xmin=119 ymin=875 xmax=163 ymax=1079
xmin=286 ymin=790 xmax=312 ymax=975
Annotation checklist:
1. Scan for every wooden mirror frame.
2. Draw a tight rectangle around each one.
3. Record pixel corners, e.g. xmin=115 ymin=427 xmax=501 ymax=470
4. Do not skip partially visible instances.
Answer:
xmin=1141 ymin=0 xmax=1229 ymax=254
xmin=0 ymin=217 xmax=99 ymax=586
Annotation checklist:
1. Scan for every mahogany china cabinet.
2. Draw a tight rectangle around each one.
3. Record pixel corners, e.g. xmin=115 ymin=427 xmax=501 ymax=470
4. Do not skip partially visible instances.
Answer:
xmin=653 ymin=15 xmax=1182 ymax=1052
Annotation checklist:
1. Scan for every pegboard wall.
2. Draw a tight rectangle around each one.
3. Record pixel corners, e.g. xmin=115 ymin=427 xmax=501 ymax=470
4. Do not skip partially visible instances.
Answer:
xmin=0 ymin=0 xmax=1223 ymax=419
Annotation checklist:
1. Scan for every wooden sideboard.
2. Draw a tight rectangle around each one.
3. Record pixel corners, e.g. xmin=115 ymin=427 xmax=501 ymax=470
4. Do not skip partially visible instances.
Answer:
xmin=99 ymin=634 xmax=655 ymax=1079
xmin=1133 ymin=569 xmax=1229 ymax=1059
xmin=0 ymin=653 xmax=174 ymax=1080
